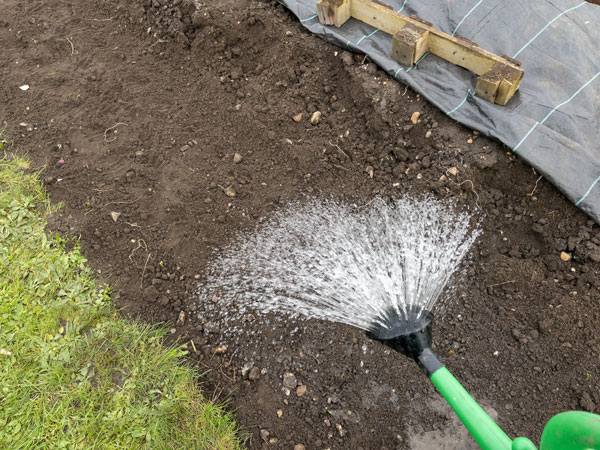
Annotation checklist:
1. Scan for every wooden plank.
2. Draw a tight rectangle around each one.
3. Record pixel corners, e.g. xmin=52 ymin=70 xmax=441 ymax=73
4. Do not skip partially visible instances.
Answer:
xmin=317 ymin=0 xmax=352 ymax=27
xmin=317 ymin=0 xmax=524 ymax=104
xmin=391 ymin=22 xmax=430 ymax=67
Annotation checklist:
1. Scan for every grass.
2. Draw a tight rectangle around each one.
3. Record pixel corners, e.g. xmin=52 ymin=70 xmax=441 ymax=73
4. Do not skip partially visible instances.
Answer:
xmin=0 ymin=149 xmax=243 ymax=449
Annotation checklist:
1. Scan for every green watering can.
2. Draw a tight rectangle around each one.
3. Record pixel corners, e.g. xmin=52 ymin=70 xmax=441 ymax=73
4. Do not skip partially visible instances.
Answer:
xmin=369 ymin=314 xmax=600 ymax=450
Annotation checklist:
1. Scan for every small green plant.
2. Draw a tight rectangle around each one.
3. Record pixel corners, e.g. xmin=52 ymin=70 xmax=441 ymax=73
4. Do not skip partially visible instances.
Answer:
xmin=0 ymin=152 xmax=242 ymax=449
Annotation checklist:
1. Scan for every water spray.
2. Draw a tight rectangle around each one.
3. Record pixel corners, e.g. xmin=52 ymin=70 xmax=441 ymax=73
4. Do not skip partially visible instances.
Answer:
xmin=199 ymin=196 xmax=600 ymax=450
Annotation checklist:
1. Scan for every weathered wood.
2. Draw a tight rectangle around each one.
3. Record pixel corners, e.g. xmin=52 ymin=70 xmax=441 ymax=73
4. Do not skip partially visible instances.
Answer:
xmin=316 ymin=0 xmax=352 ymax=27
xmin=317 ymin=0 xmax=524 ymax=105
xmin=391 ymin=21 xmax=430 ymax=67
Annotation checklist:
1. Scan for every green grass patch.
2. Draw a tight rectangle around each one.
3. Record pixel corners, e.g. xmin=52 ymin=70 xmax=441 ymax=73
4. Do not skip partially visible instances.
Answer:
xmin=0 ymin=152 xmax=243 ymax=449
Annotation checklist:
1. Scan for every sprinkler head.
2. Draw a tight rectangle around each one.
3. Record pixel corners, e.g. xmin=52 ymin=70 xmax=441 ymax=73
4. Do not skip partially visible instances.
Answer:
xmin=367 ymin=310 xmax=442 ymax=376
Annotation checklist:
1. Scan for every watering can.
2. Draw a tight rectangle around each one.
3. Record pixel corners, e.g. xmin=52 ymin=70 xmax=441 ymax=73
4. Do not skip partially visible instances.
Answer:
xmin=370 ymin=314 xmax=600 ymax=450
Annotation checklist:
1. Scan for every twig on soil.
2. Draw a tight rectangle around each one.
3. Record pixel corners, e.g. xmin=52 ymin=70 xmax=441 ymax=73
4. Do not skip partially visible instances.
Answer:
xmin=445 ymin=170 xmax=481 ymax=209
xmin=486 ymin=280 xmax=516 ymax=288
xmin=103 ymin=123 xmax=129 ymax=142
xmin=125 ymin=221 xmax=141 ymax=228
xmin=82 ymin=17 xmax=114 ymax=21
xmin=149 ymin=39 xmax=168 ymax=49
xmin=128 ymin=239 xmax=152 ymax=289
xmin=402 ymin=86 xmax=408 ymax=96
xmin=328 ymin=140 xmax=350 ymax=159
xmin=101 ymin=196 xmax=142 ymax=208
xmin=528 ymin=175 xmax=543 ymax=197
xmin=65 ymin=38 xmax=75 ymax=56
xmin=140 ymin=252 xmax=152 ymax=289
xmin=329 ymin=162 xmax=349 ymax=171
xmin=128 ymin=239 xmax=147 ymax=262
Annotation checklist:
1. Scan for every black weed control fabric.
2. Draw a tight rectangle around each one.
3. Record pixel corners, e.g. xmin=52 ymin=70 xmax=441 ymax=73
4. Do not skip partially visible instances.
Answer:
xmin=282 ymin=0 xmax=600 ymax=223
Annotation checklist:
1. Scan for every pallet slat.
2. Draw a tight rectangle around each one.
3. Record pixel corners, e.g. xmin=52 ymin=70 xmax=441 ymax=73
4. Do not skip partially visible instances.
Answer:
xmin=316 ymin=0 xmax=524 ymax=105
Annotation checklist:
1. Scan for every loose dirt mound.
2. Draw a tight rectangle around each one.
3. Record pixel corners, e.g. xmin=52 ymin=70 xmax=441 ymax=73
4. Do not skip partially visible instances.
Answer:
xmin=2 ymin=0 xmax=599 ymax=448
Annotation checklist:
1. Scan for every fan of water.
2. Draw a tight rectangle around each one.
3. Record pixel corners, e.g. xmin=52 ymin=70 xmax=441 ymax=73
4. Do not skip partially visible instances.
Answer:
xmin=198 ymin=196 xmax=480 ymax=336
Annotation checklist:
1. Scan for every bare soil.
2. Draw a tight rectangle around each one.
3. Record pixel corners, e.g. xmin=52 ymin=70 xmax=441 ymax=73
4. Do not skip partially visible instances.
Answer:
xmin=2 ymin=0 xmax=600 ymax=448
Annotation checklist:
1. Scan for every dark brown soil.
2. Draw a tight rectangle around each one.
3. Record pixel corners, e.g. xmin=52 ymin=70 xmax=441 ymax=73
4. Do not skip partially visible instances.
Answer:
xmin=2 ymin=0 xmax=600 ymax=448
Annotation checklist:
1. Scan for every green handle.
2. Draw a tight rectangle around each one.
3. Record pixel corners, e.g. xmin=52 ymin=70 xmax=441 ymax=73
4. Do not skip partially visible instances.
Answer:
xmin=429 ymin=367 xmax=537 ymax=450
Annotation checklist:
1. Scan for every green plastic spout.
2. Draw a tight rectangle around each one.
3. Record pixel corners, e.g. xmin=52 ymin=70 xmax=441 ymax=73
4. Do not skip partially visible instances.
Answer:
xmin=429 ymin=366 xmax=537 ymax=450
xmin=540 ymin=411 xmax=600 ymax=450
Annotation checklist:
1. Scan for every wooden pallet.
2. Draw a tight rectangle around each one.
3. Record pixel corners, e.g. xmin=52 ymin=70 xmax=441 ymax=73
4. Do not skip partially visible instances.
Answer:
xmin=316 ymin=0 xmax=524 ymax=105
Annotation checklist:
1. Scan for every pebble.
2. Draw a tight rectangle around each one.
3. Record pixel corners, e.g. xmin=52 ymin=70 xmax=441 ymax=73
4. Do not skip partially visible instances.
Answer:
xmin=294 ymin=445 xmax=306 ymax=450
xmin=293 ymin=113 xmax=303 ymax=122
xmin=110 ymin=211 xmax=121 ymax=222
xmin=177 ymin=310 xmax=185 ymax=325
xmin=282 ymin=372 xmax=297 ymax=389
xmin=410 ymin=111 xmax=421 ymax=125
xmin=260 ymin=429 xmax=270 ymax=442
xmin=425 ymin=130 xmax=432 ymax=138
xmin=233 ymin=153 xmax=243 ymax=163
xmin=560 ymin=251 xmax=571 ymax=261
xmin=296 ymin=385 xmax=307 ymax=397
xmin=248 ymin=366 xmax=260 ymax=381
xmin=277 ymin=409 xmax=283 ymax=418
xmin=447 ymin=167 xmax=458 ymax=176
xmin=224 ymin=186 xmax=236 ymax=197
xmin=310 ymin=111 xmax=322 ymax=125
xmin=341 ymin=52 xmax=353 ymax=66
xmin=180 ymin=144 xmax=190 ymax=152
xmin=143 ymin=285 xmax=159 ymax=301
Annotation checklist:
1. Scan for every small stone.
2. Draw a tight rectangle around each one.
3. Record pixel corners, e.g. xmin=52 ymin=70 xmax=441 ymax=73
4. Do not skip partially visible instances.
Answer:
xmin=294 ymin=445 xmax=306 ymax=450
xmin=192 ymin=11 xmax=206 ymax=27
xmin=310 ymin=111 xmax=322 ymax=125
xmin=538 ymin=318 xmax=554 ymax=334
xmin=248 ymin=366 xmax=260 ymax=381
xmin=365 ymin=165 xmax=374 ymax=178
xmin=215 ymin=344 xmax=228 ymax=353
xmin=410 ymin=111 xmax=421 ymax=125
xmin=447 ymin=167 xmax=458 ymax=176
xmin=341 ymin=52 xmax=353 ymax=66
xmin=19 ymin=84 xmax=30 ymax=91
xmin=143 ymin=285 xmax=160 ymax=301
xmin=560 ymin=251 xmax=571 ymax=261
xmin=293 ymin=113 xmax=303 ymax=122
xmin=224 ymin=186 xmax=236 ymax=197
xmin=467 ymin=138 xmax=473 ymax=144
xmin=177 ymin=311 xmax=185 ymax=325
xmin=296 ymin=385 xmax=307 ymax=397
xmin=110 ymin=211 xmax=121 ymax=222
xmin=277 ymin=409 xmax=283 ymax=418
xmin=260 ymin=429 xmax=270 ymax=442
xmin=425 ymin=130 xmax=432 ymax=138
xmin=180 ymin=144 xmax=190 ymax=152
xmin=233 ymin=153 xmax=243 ymax=163
xmin=282 ymin=372 xmax=297 ymax=389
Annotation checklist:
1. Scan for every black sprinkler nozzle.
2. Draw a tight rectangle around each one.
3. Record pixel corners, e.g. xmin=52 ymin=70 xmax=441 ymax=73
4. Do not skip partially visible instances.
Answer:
xmin=367 ymin=312 xmax=442 ymax=376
